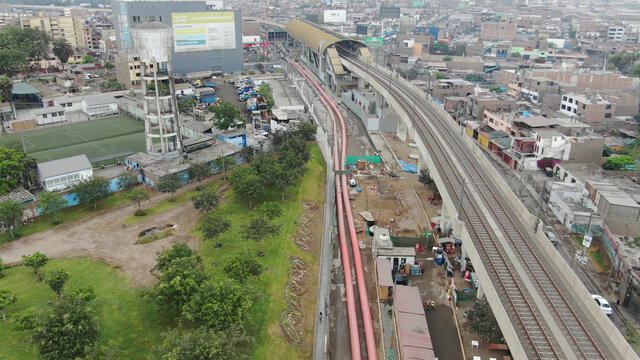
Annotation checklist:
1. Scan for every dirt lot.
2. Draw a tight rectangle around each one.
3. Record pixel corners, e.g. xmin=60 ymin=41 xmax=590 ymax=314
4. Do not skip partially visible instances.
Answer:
xmin=0 ymin=184 xmax=206 ymax=287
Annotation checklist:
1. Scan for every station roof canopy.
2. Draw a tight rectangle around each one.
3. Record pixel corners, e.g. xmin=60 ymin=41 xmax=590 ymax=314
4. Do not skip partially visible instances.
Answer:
xmin=286 ymin=18 xmax=365 ymax=54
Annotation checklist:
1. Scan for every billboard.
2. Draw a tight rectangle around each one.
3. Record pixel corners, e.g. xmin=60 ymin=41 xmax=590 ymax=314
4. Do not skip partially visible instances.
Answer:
xmin=364 ymin=36 xmax=384 ymax=47
xmin=172 ymin=11 xmax=236 ymax=53
xmin=324 ymin=9 xmax=347 ymax=23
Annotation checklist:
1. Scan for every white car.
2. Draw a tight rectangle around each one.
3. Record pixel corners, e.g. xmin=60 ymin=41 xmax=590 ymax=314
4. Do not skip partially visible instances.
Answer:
xmin=592 ymin=295 xmax=613 ymax=316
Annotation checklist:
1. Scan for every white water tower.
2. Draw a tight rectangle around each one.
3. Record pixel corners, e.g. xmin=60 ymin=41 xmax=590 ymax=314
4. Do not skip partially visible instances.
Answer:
xmin=132 ymin=22 xmax=182 ymax=157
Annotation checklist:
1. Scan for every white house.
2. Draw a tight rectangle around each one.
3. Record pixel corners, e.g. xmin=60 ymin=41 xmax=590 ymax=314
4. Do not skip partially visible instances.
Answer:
xmin=37 ymin=154 xmax=93 ymax=191
xmin=31 ymin=106 xmax=66 ymax=126
xmin=81 ymin=94 xmax=119 ymax=117
xmin=53 ymin=95 xmax=84 ymax=112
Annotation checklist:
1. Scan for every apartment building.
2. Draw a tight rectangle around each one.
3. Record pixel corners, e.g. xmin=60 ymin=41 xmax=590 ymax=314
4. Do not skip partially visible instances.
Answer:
xmin=508 ymin=76 xmax=561 ymax=108
xmin=608 ymin=26 xmax=625 ymax=42
xmin=431 ymin=79 xmax=475 ymax=100
xmin=480 ymin=21 xmax=516 ymax=41
xmin=115 ymin=52 xmax=142 ymax=88
xmin=560 ymin=93 xmax=614 ymax=122
xmin=20 ymin=16 xmax=87 ymax=49
xmin=525 ymin=70 xmax=634 ymax=92
xmin=469 ymin=93 xmax=518 ymax=121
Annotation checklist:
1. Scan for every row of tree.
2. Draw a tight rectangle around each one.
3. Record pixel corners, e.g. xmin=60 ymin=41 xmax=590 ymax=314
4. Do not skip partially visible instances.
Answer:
xmin=149 ymin=243 xmax=258 ymax=359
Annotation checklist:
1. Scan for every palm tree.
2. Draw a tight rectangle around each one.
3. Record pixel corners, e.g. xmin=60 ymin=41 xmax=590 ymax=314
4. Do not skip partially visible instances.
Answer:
xmin=0 ymin=76 xmax=15 ymax=123
xmin=51 ymin=38 xmax=74 ymax=71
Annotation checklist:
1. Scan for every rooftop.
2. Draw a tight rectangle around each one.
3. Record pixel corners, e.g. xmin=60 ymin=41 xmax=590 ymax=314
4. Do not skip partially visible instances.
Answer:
xmin=0 ymin=187 xmax=35 ymax=204
xmin=376 ymin=259 xmax=393 ymax=287
xmin=83 ymin=93 xmax=118 ymax=106
xmin=37 ymin=154 xmax=92 ymax=179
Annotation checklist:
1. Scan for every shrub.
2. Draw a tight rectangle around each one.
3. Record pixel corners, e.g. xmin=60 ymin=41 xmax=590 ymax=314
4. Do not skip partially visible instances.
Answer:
xmin=134 ymin=209 xmax=147 ymax=216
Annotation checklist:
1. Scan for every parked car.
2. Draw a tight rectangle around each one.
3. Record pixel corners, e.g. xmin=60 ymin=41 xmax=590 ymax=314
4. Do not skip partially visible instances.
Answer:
xmin=592 ymin=295 xmax=612 ymax=316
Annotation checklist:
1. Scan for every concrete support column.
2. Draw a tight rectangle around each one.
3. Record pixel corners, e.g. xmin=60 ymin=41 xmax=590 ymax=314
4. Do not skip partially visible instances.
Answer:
xmin=396 ymin=119 xmax=407 ymax=141
xmin=476 ymin=283 xmax=484 ymax=299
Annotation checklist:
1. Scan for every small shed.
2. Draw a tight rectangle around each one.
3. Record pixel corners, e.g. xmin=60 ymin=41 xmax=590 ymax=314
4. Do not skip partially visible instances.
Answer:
xmin=378 ymin=247 xmax=416 ymax=271
xmin=81 ymin=94 xmax=118 ymax=117
xmin=31 ymin=106 xmax=66 ymax=125
xmin=377 ymin=258 xmax=394 ymax=300
xmin=37 ymin=154 xmax=93 ymax=191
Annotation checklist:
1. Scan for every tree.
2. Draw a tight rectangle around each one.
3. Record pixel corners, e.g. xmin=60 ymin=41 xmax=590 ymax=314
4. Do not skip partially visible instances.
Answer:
xmin=603 ymin=155 xmax=635 ymax=170
xmin=51 ymin=38 xmax=74 ymax=70
xmin=154 ymin=243 xmax=194 ymax=273
xmin=210 ymin=100 xmax=243 ymax=131
xmin=0 ymin=289 xmax=16 ymax=321
xmin=418 ymin=169 xmax=437 ymax=192
xmin=198 ymin=212 xmax=230 ymax=240
xmin=258 ymin=82 xmax=275 ymax=109
xmin=223 ymin=252 xmax=263 ymax=283
xmin=465 ymin=73 xmax=485 ymax=82
xmin=44 ymin=269 xmax=69 ymax=296
xmin=157 ymin=174 xmax=183 ymax=200
xmin=190 ymin=188 xmax=220 ymax=213
xmin=442 ymin=55 xmax=453 ymax=61
xmin=153 ymin=255 xmax=208 ymax=313
xmin=0 ymin=258 xmax=4 ymax=279
xmin=30 ymin=292 xmax=98 ymax=360
xmin=213 ymin=155 xmax=235 ymax=182
xmin=260 ymin=201 xmax=283 ymax=221
xmin=405 ymin=67 xmax=419 ymax=80
xmin=116 ymin=173 xmax=138 ymax=191
xmin=435 ymin=72 xmax=447 ymax=80
xmin=230 ymin=166 xmax=266 ymax=208
xmin=177 ymin=97 xmax=197 ymax=115
xmin=468 ymin=296 xmax=503 ymax=342
xmin=489 ymin=86 xmax=505 ymax=93
xmin=0 ymin=76 xmax=15 ymax=119
xmin=104 ymin=61 xmax=114 ymax=70
xmin=294 ymin=121 xmax=317 ymax=141
xmin=254 ymin=63 xmax=265 ymax=72
xmin=22 ymin=252 xmax=48 ymax=280
xmin=546 ymin=42 xmax=557 ymax=49
xmin=101 ymin=79 xmax=124 ymax=91
xmin=0 ymin=26 xmax=51 ymax=76
xmin=189 ymin=162 xmax=212 ymax=183
xmin=240 ymin=216 xmax=280 ymax=241
xmin=82 ymin=54 xmax=95 ymax=64
xmin=0 ymin=199 xmax=23 ymax=238
xmin=38 ymin=191 xmax=66 ymax=224
xmin=181 ymin=280 xmax=255 ymax=330
xmin=125 ymin=187 xmax=150 ymax=209
xmin=0 ymin=146 xmax=28 ymax=195
xmin=72 ymin=177 xmax=111 ymax=209
xmin=153 ymin=327 xmax=252 ymax=360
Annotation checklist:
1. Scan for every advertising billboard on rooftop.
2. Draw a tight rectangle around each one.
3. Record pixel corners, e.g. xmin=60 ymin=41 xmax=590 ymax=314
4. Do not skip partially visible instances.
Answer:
xmin=324 ymin=9 xmax=347 ymax=24
xmin=172 ymin=11 xmax=236 ymax=52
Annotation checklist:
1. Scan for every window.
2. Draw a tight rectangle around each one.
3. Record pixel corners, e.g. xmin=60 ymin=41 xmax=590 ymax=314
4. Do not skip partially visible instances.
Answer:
xmin=67 ymin=103 xmax=71 ymax=107
xmin=572 ymin=108 xmax=577 ymax=114
xmin=132 ymin=16 xmax=141 ymax=22
xmin=51 ymin=112 xmax=57 ymax=117
xmin=42 ymin=114 xmax=48 ymax=118
xmin=605 ymin=104 xmax=612 ymax=109
xmin=129 ymin=66 xmax=133 ymax=70
xmin=582 ymin=104 xmax=586 ymax=109
xmin=58 ymin=112 xmax=64 ymax=116
xmin=562 ymin=96 xmax=567 ymax=101
xmin=605 ymin=113 xmax=612 ymax=118
xmin=61 ymin=103 xmax=66 ymax=108
xmin=561 ymin=104 xmax=566 ymax=110
xmin=146 ymin=16 xmax=156 ymax=22
xmin=135 ymin=72 xmax=141 ymax=77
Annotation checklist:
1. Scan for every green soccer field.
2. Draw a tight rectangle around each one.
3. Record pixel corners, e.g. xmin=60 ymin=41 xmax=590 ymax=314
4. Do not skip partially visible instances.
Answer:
xmin=0 ymin=115 xmax=145 ymax=163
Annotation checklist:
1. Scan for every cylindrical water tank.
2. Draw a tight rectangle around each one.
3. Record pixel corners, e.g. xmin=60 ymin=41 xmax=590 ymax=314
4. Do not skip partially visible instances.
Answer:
xmin=131 ymin=22 xmax=173 ymax=63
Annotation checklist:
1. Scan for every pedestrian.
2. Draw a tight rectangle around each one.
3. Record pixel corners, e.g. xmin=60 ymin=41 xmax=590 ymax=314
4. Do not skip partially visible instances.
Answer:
xmin=319 ymin=311 xmax=323 ymax=322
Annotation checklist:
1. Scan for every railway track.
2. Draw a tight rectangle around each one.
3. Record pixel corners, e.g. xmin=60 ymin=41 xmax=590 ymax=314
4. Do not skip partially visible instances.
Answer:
xmin=339 ymin=50 xmax=609 ymax=359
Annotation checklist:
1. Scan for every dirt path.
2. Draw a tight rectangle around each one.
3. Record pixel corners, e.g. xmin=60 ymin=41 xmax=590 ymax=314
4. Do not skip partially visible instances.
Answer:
xmin=0 ymin=187 xmax=205 ymax=287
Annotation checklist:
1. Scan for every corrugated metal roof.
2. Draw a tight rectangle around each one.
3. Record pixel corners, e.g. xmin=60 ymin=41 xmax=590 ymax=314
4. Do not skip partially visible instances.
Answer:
xmin=37 ymin=154 xmax=92 ymax=179
xmin=12 ymin=82 xmax=39 ymax=95
xmin=286 ymin=19 xmax=342 ymax=53
xmin=395 ymin=285 xmax=425 ymax=315
xmin=377 ymin=259 xmax=394 ymax=287
xmin=286 ymin=18 xmax=365 ymax=54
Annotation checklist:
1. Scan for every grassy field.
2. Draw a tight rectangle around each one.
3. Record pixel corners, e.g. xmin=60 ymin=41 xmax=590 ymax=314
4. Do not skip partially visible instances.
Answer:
xmin=0 ymin=258 xmax=168 ymax=360
xmin=0 ymin=115 xmax=144 ymax=163
xmin=198 ymin=144 xmax=326 ymax=359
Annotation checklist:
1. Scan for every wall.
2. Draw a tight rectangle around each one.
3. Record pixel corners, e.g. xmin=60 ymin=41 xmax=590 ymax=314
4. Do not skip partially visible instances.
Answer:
xmin=112 ymin=0 xmax=243 ymax=75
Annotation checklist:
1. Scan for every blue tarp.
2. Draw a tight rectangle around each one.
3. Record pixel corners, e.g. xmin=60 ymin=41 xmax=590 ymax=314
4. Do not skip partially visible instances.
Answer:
xmin=200 ymin=95 xmax=218 ymax=104
xmin=203 ymin=81 xmax=218 ymax=87
xmin=399 ymin=159 xmax=418 ymax=173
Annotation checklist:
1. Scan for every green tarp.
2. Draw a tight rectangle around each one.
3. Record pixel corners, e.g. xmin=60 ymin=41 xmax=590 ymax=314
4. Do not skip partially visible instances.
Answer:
xmin=345 ymin=155 xmax=382 ymax=165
